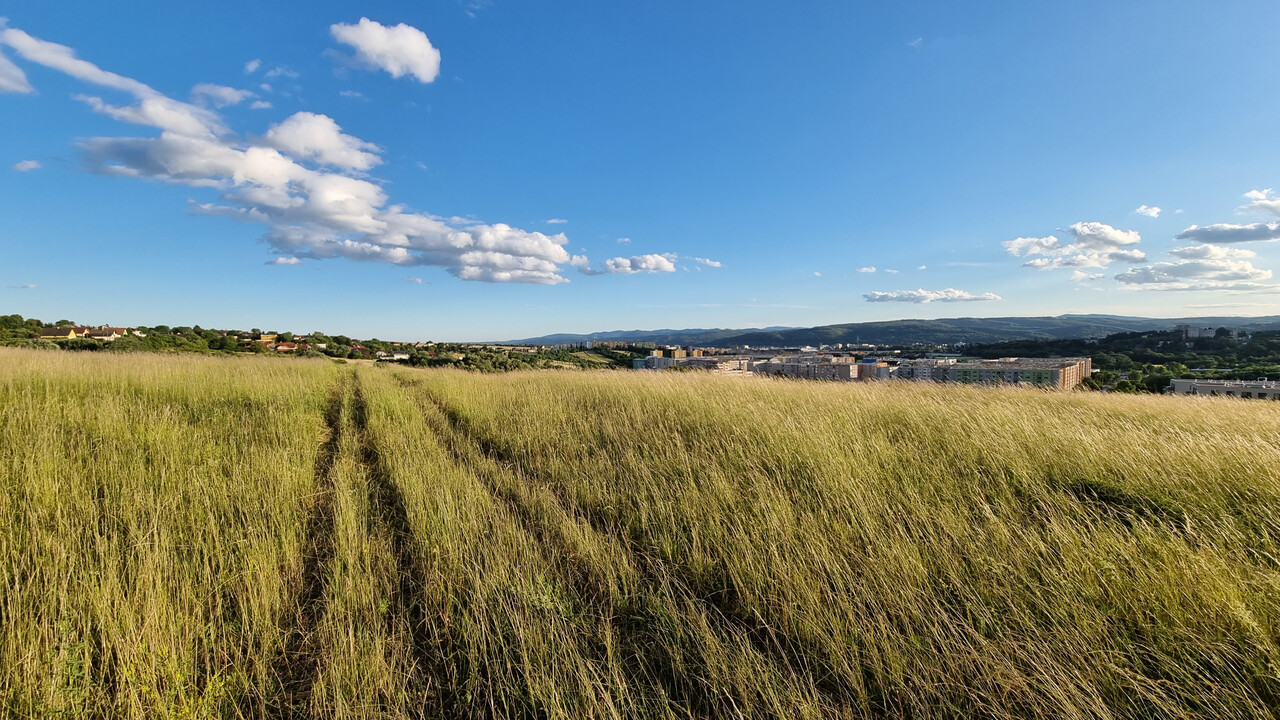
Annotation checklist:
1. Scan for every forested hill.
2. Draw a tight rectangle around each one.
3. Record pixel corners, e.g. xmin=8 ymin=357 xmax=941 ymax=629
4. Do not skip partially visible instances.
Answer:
xmin=509 ymin=314 xmax=1280 ymax=347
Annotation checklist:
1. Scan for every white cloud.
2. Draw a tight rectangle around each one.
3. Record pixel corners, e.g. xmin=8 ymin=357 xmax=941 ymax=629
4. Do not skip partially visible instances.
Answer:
xmin=1004 ymin=221 xmax=1145 ymax=269
xmin=917 ymin=264 xmax=927 ymax=270
xmin=694 ymin=257 xmax=722 ymax=268
xmin=1114 ymin=243 xmax=1273 ymax=291
xmin=545 ymin=218 xmax=567 ymax=224
xmin=407 ymin=276 xmax=423 ymax=283
xmin=884 ymin=268 xmax=899 ymax=274
xmin=244 ymin=59 xmax=261 ymax=74
xmin=813 ymin=271 xmax=822 ymax=277
xmin=616 ymin=237 xmax=630 ymax=244
xmin=600 ymin=253 xmax=677 ymax=275
xmin=1242 ymin=188 xmax=1280 ymax=218
xmin=330 ymin=18 xmax=440 ymax=83
xmin=1003 ymin=235 xmax=1061 ymax=256
xmin=856 ymin=266 xmax=876 ymax=273
xmin=1 ymin=26 xmax=223 ymax=137
xmin=191 ymin=83 xmax=254 ymax=108
xmin=907 ymin=37 xmax=923 ymax=49
xmin=267 ymin=256 xmax=302 ymax=265
xmin=1134 ymin=204 xmax=1161 ymax=218
xmin=0 ymin=27 xmax=32 ymax=93
xmin=864 ymin=288 xmax=1002 ymax=303
xmin=75 ymin=93 xmax=225 ymax=136
xmin=250 ymin=100 xmax=272 ymax=110
xmin=264 ymin=112 xmax=382 ymax=171
xmin=1175 ymin=222 xmax=1280 ymax=244
xmin=264 ymin=65 xmax=298 ymax=79
xmin=1070 ymin=270 xmax=1104 ymax=282
xmin=1 ymin=25 xmax=153 ymax=96
xmin=339 ymin=90 xmax=364 ymax=99
xmin=12 ymin=159 xmax=40 ymax=171
xmin=7 ymin=283 xmax=37 ymax=289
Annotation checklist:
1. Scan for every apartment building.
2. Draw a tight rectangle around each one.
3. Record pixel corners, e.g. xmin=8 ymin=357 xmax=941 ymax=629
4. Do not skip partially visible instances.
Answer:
xmin=753 ymin=360 xmax=857 ymax=381
xmin=1167 ymin=379 xmax=1280 ymax=399
xmin=945 ymin=358 xmax=1091 ymax=390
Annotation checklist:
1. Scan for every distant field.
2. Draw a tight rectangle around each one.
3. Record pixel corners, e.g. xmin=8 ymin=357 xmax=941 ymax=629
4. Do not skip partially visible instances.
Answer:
xmin=2 ymin=347 xmax=1278 ymax=719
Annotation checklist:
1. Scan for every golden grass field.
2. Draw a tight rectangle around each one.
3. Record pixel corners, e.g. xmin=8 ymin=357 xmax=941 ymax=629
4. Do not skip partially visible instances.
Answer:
xmin=1 ymin=347 xmax=1278 ymax=718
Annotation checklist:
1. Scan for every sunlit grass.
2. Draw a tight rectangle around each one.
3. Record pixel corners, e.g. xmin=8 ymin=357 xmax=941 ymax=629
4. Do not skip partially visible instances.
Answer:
xmin=2 ymin=347 xmax=1277 ymax=718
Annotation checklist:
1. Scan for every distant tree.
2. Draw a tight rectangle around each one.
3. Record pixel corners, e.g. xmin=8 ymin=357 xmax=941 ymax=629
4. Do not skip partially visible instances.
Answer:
xmin=106 ymin=335 xmax=144 ymax=353
xmin=55 ymin=319 xmax=74 ymax=327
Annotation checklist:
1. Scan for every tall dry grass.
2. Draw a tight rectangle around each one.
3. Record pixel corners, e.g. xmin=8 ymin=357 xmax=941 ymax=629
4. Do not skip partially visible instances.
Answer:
xmin=0 ymin=349 xmax=334 ymax=716
xmin=396 ymin=368 xmax=1280 ymax=718
xmin=3 ymin=347 xmax=1278 ymax=718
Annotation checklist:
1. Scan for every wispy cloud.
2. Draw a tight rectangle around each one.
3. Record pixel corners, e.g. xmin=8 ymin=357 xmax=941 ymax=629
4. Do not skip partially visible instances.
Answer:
xmin=1175 ymin=222 xmax=1280 ymax=244
xmin=6 ymin=283 xmax=37 ymax=289
xmin=616 ymin=236 xmax=630 ymax=244
xmin=12 ymin=159 xmax=40 ymax=171
xmin=864 ymin=288 xmax=1001 ymax=303
xmin=544 ymin=217 xmax=567 ymax=224
xmin=1134 ymin=204 xmax=1161 ymax=218
xmin=1243 ymin=188 xmax=1280 ymax=217
xmin=0 ymin=20 xmax=32 ymax=94
xmin=191 ymin=83 xmax=254 ymax=108
xmin=244 ymin=58 xmax=261 ymax=74
xmin=907 ymin=37 xmax=923 ymax=49
xmin=267 ymin=257 xmax=303 ymax=266
xmin=856 ymin=266 xmax=875 ymax=273
xmin=693 ymin=257 xmax=722 ymax=268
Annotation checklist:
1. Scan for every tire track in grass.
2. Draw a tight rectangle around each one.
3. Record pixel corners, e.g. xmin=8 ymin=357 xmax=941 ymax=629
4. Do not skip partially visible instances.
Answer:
xmin=398 ymin=375 xmax=854 ymax=716
xmin=260 ymin=373 xmax=345 ymax=719
xmin=351 ymin=372 xmax=466 ymax=718
xmin=409 ymin=392 xmax=703 ymax=715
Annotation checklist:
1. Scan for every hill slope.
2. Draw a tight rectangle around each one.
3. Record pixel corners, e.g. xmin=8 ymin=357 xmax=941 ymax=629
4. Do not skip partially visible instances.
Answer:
xmin=508 ymin=314 xmax=1280 ymax=347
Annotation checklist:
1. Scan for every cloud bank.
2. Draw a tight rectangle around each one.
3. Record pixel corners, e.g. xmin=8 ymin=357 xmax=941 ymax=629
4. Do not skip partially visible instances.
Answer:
xmin=1114 ymin=244 xmax=1273 ymax=291
xmin=1004 ymin=221 xmax=1146 ymax=269
xmin=0 ymin=21 xmax=685 ymax=285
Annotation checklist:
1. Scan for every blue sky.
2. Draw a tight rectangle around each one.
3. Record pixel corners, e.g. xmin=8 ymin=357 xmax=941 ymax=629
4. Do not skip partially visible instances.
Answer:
xmin=3 ymin=1 xmax=1280 ymax=341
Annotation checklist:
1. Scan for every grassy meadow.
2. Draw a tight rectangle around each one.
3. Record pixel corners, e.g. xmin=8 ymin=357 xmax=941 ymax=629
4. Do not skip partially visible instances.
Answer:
xmin=1 ymin=346 xmax=1278 ymax=718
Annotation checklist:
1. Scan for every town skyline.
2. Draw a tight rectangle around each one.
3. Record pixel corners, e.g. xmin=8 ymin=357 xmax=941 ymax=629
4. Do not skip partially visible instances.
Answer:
xmin=4 ymin=1 xmax=1280 ymax=341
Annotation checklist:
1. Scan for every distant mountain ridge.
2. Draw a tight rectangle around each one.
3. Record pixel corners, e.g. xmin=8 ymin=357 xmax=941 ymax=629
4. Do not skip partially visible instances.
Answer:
xmin=503 ymin=314 xmax=1280 ymax=347
xmin=499 ymin=327 xmax=798 ymax=347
